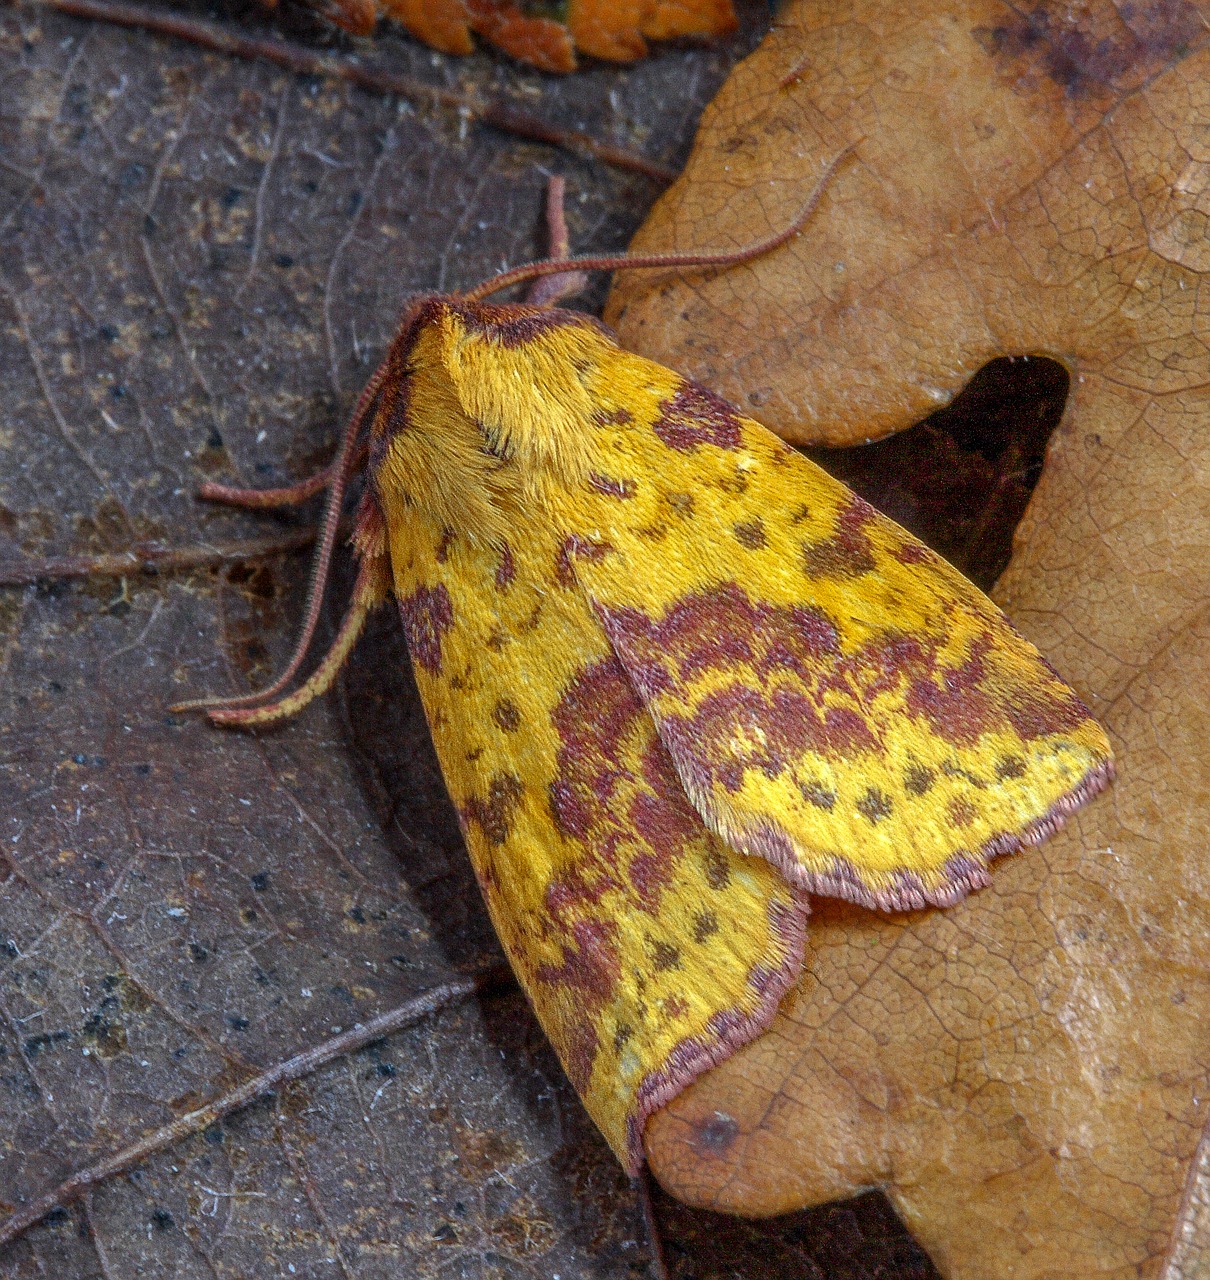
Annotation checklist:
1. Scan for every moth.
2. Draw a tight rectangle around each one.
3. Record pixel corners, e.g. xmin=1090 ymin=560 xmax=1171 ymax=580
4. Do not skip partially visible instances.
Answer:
xmin=180 ymin=160 xmax=1114 ymax=1172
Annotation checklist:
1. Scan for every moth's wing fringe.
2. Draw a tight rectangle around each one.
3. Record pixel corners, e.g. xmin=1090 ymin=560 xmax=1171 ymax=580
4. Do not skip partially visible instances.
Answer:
xmin=692 ymin=752 xmax=1116 ymax=913
xmin=626 ymin=892 xmax=809 ymax=1171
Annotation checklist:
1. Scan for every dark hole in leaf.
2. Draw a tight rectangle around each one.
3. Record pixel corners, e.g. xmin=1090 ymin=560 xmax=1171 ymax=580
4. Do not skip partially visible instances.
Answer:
xmin=804 ymin=355 xmax=1069 ymax=593
xmin=654 ymin=1184 xmax=941 ymax=1280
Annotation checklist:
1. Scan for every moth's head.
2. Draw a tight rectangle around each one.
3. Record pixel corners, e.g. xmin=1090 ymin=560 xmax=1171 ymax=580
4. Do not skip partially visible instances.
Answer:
xmin=357 ymin=147 xmax=857 ymax=542
xmin=367 ymin=294 xmax=615 ymax=540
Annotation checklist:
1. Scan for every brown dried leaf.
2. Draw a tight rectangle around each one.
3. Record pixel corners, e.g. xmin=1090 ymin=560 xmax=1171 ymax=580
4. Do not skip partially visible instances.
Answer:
xmin=607 ymin=1 xmax=1210 ymax=1273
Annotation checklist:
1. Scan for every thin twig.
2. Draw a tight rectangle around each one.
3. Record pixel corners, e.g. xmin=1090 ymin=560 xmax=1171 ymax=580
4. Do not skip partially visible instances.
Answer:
xmin=41 ymin=0 xmax=678 ymax=183
xmin=0 ymin=529 xmax=318 ymax=587
xmin=634 ymin=1166 xmax=671 ymax=1280
xmin=0 ymin=970 xmax=507 ymax=1249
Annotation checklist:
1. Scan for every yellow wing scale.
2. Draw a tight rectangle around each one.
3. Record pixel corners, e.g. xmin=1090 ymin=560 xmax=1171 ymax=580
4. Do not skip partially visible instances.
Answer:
xmin=381 ymin=492 xmax=804 ymax=1169
xmin=369 ymin=299 xmax=1113 ymax=1166
xmin=550 ymin=343 xmax=1112 ymax=908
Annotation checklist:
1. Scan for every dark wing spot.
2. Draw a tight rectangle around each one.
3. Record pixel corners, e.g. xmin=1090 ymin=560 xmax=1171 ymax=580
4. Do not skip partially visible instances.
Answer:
xmin=593 ymin=406 xmax=633 ymax=427
xmin=462 ymin=773 xmax=525 ymax=845
xmin=996 ymin=754 xmax=1027 ymax=780
xmin=802 ymin=497 xmax=877 ymax=579
xmin=733 ymin=518 xmax=767 ymax=550
xmin=650 ymin=941 xmax=681 ymax=971
xmin=693 ymin=910 xmax=719 ymax=942
xmin=495 ymin=543 xmax=516 ymax=592
xmin=856 ymin=787 xmax=893 ymax=824
xmin=492 ymin=699 xmax=521 ymax=732
xmin=905 ymin=762 xmax=936 ymax=796
xmin=895 ymin=542 xmax=931 ymax=565
xmin=948 ymin=797 xmax=978 ymax=828
xmin=556 ymin=534 xmax=613 ymax=588
xmin=703 ymin=847 xmax=731 ymax=890
xmin=665 ymin=492 xmax=695 ymax=518
xmin=798 ymin=781 xmax=836 ymax=810
xmin=398 ymin=585 xmax=454 ymax=676
xmin=653 ymin=381 xmax=742 ymax=452
xmin=662 ymin=994 xmax=690 ymax=1020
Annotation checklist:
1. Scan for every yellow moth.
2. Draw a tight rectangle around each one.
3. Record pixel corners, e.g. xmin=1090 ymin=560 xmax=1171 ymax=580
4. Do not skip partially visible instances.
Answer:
xmin=179 ymin=160 xmax=1113 ymax=1171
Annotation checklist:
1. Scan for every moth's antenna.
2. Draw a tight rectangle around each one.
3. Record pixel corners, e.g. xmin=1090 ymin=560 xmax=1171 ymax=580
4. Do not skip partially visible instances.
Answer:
xmin=203 ymin=549 xmax=389 ymax=726
xmin=170 ymin=356 xmax=390 ymax=715
xmin=459 ymin=142 xmax=859 ymax=305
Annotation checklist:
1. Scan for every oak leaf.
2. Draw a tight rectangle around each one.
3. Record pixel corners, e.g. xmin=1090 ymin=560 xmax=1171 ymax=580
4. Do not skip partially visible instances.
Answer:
xmin=607 ymin=1 xmax=1210 ymax=1274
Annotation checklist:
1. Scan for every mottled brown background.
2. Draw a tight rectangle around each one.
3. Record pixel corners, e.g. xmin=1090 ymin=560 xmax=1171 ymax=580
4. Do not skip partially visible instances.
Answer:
xmin=0 ymin=3 xmax=1054 ymax=1274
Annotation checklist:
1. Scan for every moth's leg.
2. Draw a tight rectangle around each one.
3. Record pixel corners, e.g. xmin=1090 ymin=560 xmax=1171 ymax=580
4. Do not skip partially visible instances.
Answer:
xmin=198 ymin=440 xmax=368 ymax=509
xmin=172 ymin=336 xmax=400 ymax=717
xmin=525 ymin=176 xmax=590 ymax=307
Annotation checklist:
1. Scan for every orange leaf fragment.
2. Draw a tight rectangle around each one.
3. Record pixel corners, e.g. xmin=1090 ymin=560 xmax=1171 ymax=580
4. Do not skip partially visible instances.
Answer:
xmin=378 ymin=0 xmax=475 ymax=53
xmin=567 ymin=0 xmax=738 ymax=63
xmin=567 ymin=0 xmax=648 ymax=62
xmin=464 ymin=0 xmax=576 ymax=73
xmin=640 ymin=0 xmax=737 ymax=41
xmin=335 ymin=0 xmax=738 ymax=69
xmin=379 ymin=0 xmax=574 ymax=71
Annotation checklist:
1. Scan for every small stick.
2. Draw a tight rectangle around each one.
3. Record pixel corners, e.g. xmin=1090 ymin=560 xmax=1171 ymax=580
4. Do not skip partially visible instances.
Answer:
xmin=634 ymin=1166 xmax=671 ymax=1280
xmin=0 ymin=529 xmax=317 ymax=587
xmin=0 ymin=969 xmax=506 ymax=1250
xmin=42 ymin=0 xmax=678 ymax=184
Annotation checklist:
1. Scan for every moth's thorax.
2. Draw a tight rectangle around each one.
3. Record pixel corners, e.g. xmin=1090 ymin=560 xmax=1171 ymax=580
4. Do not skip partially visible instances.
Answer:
xmin=369 ymin=298 xmax=618 ymax=543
